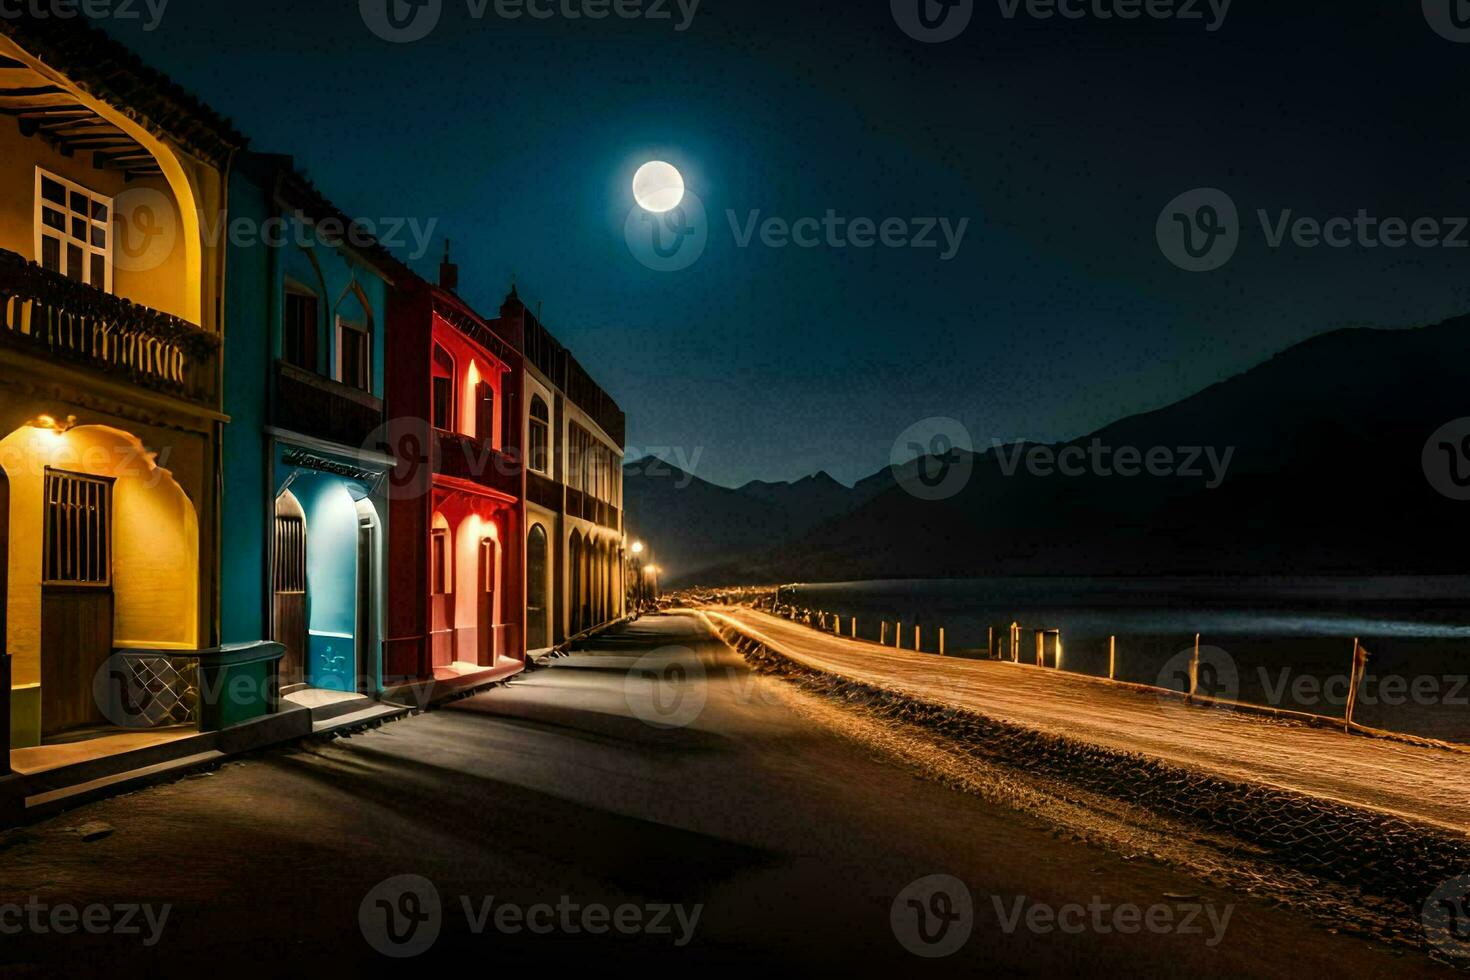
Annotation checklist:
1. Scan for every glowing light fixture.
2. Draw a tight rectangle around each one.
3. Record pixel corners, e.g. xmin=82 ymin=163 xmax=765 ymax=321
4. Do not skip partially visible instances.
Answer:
xmin=27 ymin=414 xmax=76 ymax=434
xmin=631 ymin=541 xmax=645 ymax=556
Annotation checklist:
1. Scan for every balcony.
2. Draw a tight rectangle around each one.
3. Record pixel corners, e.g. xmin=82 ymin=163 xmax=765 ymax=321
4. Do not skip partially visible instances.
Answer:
xmin=274 ymin=360 xmax=384 ymax=450
xmin=0 ymin=247 xmax=219 ymax=407
xmin=434 ymin=429 xmax=521 ymax=499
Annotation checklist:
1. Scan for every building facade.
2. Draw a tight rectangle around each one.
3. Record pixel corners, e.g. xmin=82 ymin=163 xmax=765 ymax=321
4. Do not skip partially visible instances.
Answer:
xmin=496 ymin=290 xmax=627 ymax=652
xmin=221 ymin=153 xmax=399 ymax=703
xmin=0 ymin=21 xmax=242 ymax=749
xmin=382 ymin=263 xmax=526 ymax=688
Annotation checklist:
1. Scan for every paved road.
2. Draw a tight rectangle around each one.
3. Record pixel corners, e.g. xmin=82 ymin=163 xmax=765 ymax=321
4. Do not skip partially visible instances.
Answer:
xmin=712 ymin=607 xmax=1470 ymax=834
xmin=0 ymin=616 xmax=1447 ymax=976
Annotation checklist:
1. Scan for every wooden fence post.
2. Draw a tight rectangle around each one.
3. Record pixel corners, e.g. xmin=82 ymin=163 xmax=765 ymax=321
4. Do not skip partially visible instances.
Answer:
xmin=881 ymin=622 xmax=888 ymax=645
xmin=1035 ymin=629 xmax=1044 ymax=667
xmin=987 ymin=626 xmax=995 ymax=659
xmin=1346 ymin=638 xmax=1370 ymax=732
xmin=1108 ymin=635 xmax=1116 ymax=681
xmin=915 ymin=625 xmax=921 ymax=652
xmin=851 ymin=618 xmax=857 ymax=639
xmin=1188 ymin=633 xmax=1201 ymax=700
xmin=939 ymin=628 xmax=946 ymax=657
xmin=895 ymin=623 xmax=903 ymax=650
xmin=1055 ymin=631 xmax=1063 ymax=671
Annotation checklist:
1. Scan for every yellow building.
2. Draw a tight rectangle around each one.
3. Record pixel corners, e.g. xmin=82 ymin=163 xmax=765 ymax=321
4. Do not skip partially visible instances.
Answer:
xmin=0 ymin=20 xmax=242 ymax=749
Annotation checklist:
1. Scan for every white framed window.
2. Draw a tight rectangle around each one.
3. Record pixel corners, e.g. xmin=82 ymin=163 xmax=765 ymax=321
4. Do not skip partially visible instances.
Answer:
xmin=528 ymin=396 xmax=550 ymax=475
xmin=35 ymin=168 xmax=113 ymax=291
xmin=336 ymin=316 xmax=370 ymax=391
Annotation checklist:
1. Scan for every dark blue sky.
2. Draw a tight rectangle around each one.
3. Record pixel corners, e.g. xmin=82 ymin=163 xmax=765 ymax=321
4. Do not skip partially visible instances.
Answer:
xmin=100 ymin=1 xmax=1470 ymax=487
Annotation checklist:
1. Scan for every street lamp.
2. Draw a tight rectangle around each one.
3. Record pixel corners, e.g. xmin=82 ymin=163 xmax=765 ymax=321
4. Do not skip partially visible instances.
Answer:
xmin=630 ymin=541 xmax=647 ymax=613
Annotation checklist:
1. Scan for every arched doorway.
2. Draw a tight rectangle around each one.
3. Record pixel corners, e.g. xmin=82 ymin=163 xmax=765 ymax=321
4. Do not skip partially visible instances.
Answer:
xmin=430 ymin=512 xmax=453 ymax=668
xmin=527 ymin=524 xmax=549 ymax=650
xmin=0 ymin=423 xmax=200 ymax=744
xmin=354 ymin=498 xmax=379 ymax=694
xmin=568 ymin=531 xmax=584 ymax=636
xmin=1 ymin=463 xmax=9 ymax=766
xmin=477 ymin=534 xmax=499 ymax=665
xmin=273 ymin=490 xmax=307 ymax=689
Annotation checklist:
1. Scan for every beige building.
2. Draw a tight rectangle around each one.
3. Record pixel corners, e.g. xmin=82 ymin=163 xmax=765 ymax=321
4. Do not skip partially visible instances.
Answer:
xmin=497 ymin=289 xmax=626 ymax=652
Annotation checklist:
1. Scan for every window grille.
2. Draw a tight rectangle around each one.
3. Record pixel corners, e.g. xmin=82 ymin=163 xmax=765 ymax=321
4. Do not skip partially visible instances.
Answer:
xmin=43 ymin=470 xmax=112 ymax=586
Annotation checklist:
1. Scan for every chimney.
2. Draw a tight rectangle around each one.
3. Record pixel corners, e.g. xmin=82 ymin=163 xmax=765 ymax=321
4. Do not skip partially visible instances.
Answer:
xmin=439 ymin=239 xmax=459 ymax=293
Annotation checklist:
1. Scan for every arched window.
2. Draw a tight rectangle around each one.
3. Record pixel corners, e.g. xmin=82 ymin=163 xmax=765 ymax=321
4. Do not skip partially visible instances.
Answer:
xmin=432 ymin=344 xmax=455 ymax=432
xmin=529 ymin=396 xmax=550 ymax=475
xmin=527 ymin=524 xmax=549 ymax=649
xmin=336 ymin=282 xmax=374 ymax=392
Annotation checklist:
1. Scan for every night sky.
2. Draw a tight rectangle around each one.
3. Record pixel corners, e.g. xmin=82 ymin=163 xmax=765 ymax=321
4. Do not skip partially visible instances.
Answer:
xmin=97 ymin=1 xmax=1470 ymax=487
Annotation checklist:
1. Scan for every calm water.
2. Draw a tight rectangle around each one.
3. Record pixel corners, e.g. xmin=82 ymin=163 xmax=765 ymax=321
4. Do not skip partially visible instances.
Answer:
xmin=784 ymin=578 xmax=1470 ymax=742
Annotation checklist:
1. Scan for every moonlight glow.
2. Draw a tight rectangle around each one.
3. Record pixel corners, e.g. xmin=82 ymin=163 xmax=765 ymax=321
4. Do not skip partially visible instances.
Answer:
xmin=633 ymin=161 xmax=685 ymax=213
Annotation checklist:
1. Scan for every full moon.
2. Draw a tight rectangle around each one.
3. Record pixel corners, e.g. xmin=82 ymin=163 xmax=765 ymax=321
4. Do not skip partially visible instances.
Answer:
xmin=633 ymin=161 xmax=685 ymax=213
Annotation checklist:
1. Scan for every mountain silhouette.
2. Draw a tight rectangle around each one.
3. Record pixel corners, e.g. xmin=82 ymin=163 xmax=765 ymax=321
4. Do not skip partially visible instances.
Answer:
xmin=629 ymin=316 xmax=1470 ymax=585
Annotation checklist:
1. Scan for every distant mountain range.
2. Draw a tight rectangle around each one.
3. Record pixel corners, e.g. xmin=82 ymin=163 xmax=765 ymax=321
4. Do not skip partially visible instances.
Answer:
xmin=624 ymin=316 xmax=1470 ymax=586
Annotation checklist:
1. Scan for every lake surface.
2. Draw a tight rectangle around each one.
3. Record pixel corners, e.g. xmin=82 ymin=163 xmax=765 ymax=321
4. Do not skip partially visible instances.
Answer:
xmin=783 ymin=578 xmax=1470 ymax=743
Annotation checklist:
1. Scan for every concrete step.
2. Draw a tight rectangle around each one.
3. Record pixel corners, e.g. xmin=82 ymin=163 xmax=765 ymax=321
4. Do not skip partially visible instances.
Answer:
xmin=311 ymin=702 xmax=409 ymax=735
xmin=7 ymin=729 xmax=214 ymax=795
xmin=19 ymin=749 xmax=228 ymax=820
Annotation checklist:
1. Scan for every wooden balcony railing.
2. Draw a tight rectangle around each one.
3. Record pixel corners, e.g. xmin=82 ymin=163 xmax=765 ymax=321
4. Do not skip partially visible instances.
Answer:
xmin=274 ymin=360 xmax=384 ymax=450
xmin=0 ymin=247 xmax=219 ymax=407
xmin=434 ymin=429 xmax=521 ymax=498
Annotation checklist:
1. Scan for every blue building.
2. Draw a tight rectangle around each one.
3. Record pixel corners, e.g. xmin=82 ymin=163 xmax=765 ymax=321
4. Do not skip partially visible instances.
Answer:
xmin=221 ymin=153 xmax=401 ymax=714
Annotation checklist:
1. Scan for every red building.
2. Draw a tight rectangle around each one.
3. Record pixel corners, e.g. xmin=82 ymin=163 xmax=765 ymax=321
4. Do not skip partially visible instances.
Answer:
xmin=381 ymin=257 xmax=526 ymax=690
